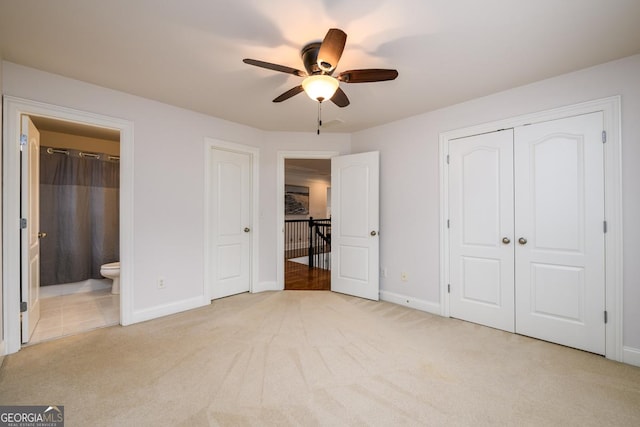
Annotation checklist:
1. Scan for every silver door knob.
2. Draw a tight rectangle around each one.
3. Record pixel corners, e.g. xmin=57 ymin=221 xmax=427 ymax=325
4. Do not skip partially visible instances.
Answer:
xmin=244 ymin=227 xmax=250 ymax=233
xmin=502 ymin=237 xmax=510 ymax=244
xmin=518 ymin=237 xmax=527 ymax=245
xmin=38 ymin=232 xmax=47 ymax=239
xmin=370 ymin=231 xmax=377 ymax=236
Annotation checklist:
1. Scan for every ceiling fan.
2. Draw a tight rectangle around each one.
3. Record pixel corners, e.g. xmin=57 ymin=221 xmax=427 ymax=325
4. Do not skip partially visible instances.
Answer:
xmin=243 ymin=28 xmax=399 ymax=108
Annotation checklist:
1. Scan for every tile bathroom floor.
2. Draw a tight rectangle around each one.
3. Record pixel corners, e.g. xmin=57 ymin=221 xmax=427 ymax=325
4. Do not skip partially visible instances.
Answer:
xmin=30 ymin=286 xmax=120 ymax=344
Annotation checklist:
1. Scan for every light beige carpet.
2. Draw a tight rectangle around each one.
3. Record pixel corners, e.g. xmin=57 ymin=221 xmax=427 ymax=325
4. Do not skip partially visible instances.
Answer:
xmin=1 ymin=291 xmax=639 ymax=426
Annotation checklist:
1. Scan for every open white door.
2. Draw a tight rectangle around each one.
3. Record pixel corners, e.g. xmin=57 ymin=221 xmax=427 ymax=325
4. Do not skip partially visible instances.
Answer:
xmin=209 ymin=148 xmax=252 ymax=299
xmin=331 ymin=151 xmax=379 ymax=300
xmin=21 ymin=115 xmax=41 ymax=343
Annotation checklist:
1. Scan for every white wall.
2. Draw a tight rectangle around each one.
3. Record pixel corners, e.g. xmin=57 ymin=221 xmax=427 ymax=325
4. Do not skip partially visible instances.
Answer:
xmin=1 ymin=61 xmax=263 ymax=320
xmin=351 ymin=54 xmax=640 ymax=351
xmin=1 ymin=62 xmax=350 ymax=330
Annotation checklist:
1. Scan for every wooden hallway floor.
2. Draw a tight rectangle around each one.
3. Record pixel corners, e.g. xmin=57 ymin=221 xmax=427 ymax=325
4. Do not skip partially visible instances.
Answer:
xmin=284 ymin=260 xmax=331 ymax=291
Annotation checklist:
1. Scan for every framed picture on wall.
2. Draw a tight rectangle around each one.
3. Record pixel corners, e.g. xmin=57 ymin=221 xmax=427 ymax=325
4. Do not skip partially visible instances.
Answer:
xmin=285 ymin=185 xmax=309 ymax=215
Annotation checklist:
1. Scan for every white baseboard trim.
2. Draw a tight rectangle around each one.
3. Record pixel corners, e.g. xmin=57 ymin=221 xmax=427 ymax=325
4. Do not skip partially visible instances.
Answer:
xmin=623 ymin=346 xmax=640 ymax=367
xmin=253 ymin=281 xmax=281 ymax=293
xmin=380 ymin=291 xmax=441 ymax=315
xmin=131 ymin=296 xmax=207 ymax=324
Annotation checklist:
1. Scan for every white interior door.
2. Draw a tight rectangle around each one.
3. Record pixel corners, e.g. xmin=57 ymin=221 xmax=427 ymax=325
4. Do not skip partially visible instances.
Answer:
xmin=514 ymin=112 xmax=605 ymax=354
xmin=210 ymin=148 xmax=252 ymax=299
xmin=331 ymin=151 xmax=379 ymax=300
xmin=449 ymin=130 xmax=515 ymax=332
xmin=21 ymin=115 xmax=41 ymax=343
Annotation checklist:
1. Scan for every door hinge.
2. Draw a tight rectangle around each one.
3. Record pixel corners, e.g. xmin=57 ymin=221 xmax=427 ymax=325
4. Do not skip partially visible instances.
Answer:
xmin=604 ymin=310 xmax=608 ymax=324
xmin=20 ymin=134 xmax=28 ymax=146
xmin=20 ymin=301 xmax=27 ymax=312
xmin=447 ymin=219 xmax=450 ymax=229
xmin=20 ymin=218 xmax=27 ymax=229
xmin=602 ymin=130 xmax=607 ymax=143
xmin=446 ymin=154 xmax=450 ymax=164
xmin=447 ymin=284 xmax=450 ymax=294
xmin=603 ymin=220 xmax=607 ymax=233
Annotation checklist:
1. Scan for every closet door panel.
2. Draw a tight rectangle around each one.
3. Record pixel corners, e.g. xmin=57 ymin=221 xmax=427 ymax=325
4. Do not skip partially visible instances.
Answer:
xmin=514 ymin=112 xmax=605 ymax=355
xmin=449 ymin=130 xmax=515 ymax=332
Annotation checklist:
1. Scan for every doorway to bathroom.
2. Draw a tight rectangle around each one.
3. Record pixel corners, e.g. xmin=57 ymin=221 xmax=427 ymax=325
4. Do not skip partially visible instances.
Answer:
xmin=25 ymin=115 xmax=121 ymax=344
xmin=3 ymin=96 xmax=134 ymax=355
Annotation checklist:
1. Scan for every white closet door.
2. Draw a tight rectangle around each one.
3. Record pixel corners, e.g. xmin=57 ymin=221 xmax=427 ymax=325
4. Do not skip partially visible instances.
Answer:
xmin=514 ymin=112 xmax=605 ymax=355
xmin=449 ymin=130 xmax=515 ymax=332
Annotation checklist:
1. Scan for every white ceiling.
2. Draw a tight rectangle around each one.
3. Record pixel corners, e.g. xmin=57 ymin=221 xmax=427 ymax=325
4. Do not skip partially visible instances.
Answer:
xmin=1 ymin=0 xmax=639 ymax=133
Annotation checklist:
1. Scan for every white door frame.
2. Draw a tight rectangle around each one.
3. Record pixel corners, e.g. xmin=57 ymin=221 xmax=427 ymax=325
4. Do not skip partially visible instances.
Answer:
xmin=2 ymin=96 xmax=135 ymax=355
xmin=276 ymin=150 xmax=339 ymax=289
xmin=439 ymin=96 xmax=623 ymax=361
xmin=203 ymin=138 xmax=259 ymax=299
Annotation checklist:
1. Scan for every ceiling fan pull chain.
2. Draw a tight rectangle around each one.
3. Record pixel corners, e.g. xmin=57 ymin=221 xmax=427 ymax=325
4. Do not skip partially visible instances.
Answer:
xmin=317 ymin=101 xmax=322 ymax=135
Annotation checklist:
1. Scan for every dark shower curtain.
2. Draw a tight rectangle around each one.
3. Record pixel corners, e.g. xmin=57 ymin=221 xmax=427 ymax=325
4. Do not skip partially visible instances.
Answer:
xmin=39 ymin=147 xmax=120 ymax=286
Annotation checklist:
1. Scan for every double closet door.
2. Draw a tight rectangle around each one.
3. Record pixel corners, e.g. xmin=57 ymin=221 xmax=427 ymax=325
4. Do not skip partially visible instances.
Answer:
xmin=449 ymin=112 xmax=606 ymax=355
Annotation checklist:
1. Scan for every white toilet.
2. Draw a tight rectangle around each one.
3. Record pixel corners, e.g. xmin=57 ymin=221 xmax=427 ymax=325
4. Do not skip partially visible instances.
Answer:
xmin=100 ymin=262 xmax=120 ymax=294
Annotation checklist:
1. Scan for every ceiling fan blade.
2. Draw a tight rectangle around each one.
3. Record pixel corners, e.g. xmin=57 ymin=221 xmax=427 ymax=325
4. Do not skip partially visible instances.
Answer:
xmin=337 ymin=69 xmax=399 ymax=83
xmin=243 ymin=59 xmax=306 ymax=77
xmin=330 ymin=87 xmax=350 ymax=108
xmin=273 ymin=85 xmax=305 ymax=103
xmin=317 ymin=29 xmax=347 ymax=73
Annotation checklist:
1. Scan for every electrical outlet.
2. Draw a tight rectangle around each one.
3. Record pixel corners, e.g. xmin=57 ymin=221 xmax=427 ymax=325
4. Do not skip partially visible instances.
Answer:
xmin=158 ymin=277 xmax=166 ymax=289
xmin=401 ymin=272 xmax=408 ymax=282
xmin=381 ymin=268 xmax=388 ymax=278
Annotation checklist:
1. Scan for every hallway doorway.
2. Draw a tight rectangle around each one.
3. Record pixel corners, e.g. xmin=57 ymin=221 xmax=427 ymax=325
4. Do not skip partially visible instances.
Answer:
xmin=283 ymin=159 xmax=331 ymax=291
xmin=277 ymin=150 xmax=380 ymax=300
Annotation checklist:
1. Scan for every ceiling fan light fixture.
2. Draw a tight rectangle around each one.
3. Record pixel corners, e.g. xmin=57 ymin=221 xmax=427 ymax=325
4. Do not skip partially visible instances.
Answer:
xmin=302 ymin=75 xmax=339 ymax=102
xmin=243 ymin=28 xmax=397 ymax=110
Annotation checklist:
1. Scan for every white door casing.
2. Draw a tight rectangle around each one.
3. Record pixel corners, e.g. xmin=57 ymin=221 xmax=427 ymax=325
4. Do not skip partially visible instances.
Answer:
xmin=331 ymin=151 xmax=380 ymax=300
xmin=449 ymin=130 xmax=515 ymax=332
xmin=514 ymin=112 xmax=605 ymax=355
xmin=209 ymin=148 xmax=252 ymax=299
xmin=21 ymin=116 xmax=41 ymax=343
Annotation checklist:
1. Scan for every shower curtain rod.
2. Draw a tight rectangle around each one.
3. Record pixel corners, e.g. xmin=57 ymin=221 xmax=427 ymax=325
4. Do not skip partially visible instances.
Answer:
xmin=46 ymin=147 xmax=70 ymax=156
xmin=45 ymin=147 xmax=119 ymax=161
